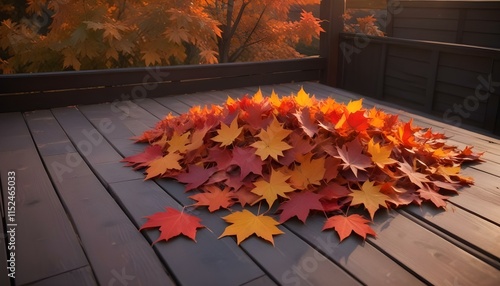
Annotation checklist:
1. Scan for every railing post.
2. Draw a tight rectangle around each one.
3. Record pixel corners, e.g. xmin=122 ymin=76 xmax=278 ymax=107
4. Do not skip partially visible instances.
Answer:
xmin=320 ymin=0 xmax=345 ymax=87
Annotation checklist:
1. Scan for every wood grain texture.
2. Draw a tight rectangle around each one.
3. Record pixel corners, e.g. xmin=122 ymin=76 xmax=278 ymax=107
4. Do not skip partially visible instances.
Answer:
xmin=0 ymin=113 xmax=88 ymax=285
xmin=25 ymin=109 xmax=174 ymax=286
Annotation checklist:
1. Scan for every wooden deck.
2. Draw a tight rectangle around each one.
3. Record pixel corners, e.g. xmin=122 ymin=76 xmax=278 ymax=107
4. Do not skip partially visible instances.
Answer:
xmin=0 ymin=82 xmax=499 ymax=286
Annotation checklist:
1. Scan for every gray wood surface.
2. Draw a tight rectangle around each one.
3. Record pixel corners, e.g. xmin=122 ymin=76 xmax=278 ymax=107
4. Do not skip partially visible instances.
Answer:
xmin=0 ymin=113 xmax=89 ymax=285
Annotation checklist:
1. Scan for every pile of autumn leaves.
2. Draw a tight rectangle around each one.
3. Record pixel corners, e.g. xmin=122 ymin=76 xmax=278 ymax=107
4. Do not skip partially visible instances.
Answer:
xmin=123 ymin=88 xmax=482 ymax=245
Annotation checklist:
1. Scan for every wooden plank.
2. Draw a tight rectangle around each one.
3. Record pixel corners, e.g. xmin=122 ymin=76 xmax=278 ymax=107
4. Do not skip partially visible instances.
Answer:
xmin=392 ymin=28 xmax=457 ymax=43
xmin=425 ymin=50 xmax=440 ymax=112
xmin=285 ymin=216 xmax=426 ymax=285
xmin=393 ymin=18 xmax=459 ymax=31
xmin=462 ymin=32 xmax=500 ymax=49
xmin=0 ymin=58 xmax=325 ymax=94
xmin=464 ymin=20 xmax=500 ymax=34
xmin=404 ymin=204 xmax=500 ymax=262
xmin=25 ymin=110 xmax=174 ymax=286
xmin=387 ymin=45 xmax=432 ymax=63
xmin=466 ymin=9 xmax=500 ymax=21
xmin=28 ymin=266 xmax=96 ymax=286
xmin=369 ymin=212 xmax=500 ymax=285
xmin=386 ymin=55 xmax=430 ymax=77
xmin=396 ymin=7 xmax=460 ymax=20
xmin=0 ymin=113 xmax=88 ymax=285
xmin=50 ymin=107 xmax=144 ymax=185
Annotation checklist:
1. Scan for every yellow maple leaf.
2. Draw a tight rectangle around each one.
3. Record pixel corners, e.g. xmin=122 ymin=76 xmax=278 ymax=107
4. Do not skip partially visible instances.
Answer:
xmin=289 ymin=153 xmax=326 ymax=189
xmin=212 ymin=117 xmax=243 ymax=147
xmin=367 ymin=139 xmax=398 ymax=168
xmin=253 ymin=88 xmax=264 ymax=103
xmin=269 ymin=90 xmax=281 ymax=108
xmin=346 ymin=99 xmax=363 ymax=113
xmin=251 ymin=169 xmax=295 ymax=207
xmin=167 ymin=131 xmax=191 ymax=153
xmin=145 ymin=153 xmax=183 ymax=180
xmin=349 ymin=180 xmax=390 ymax=220
xmin=219 ymin=209 xmax=284 ymax=245
xmin=295 ymin=86 xmax=314 ymax=107
xmin=251 ymin=128 xmax=292 ymax=160
xmin=251 ymin=117 xmax=291 ymax=160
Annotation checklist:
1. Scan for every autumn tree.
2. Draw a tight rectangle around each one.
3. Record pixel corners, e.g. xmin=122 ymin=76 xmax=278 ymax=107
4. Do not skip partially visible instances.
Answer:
xmin=0 ymin=0 xmax=322 ymax=73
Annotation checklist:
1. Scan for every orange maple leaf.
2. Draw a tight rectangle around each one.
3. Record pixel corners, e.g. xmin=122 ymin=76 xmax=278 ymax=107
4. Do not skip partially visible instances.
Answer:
xmin=145 ymin=153 xmax=183 ymax=180
xmin=251 ymin=117 xmax=292 ymax=160
xmin=367 ymin=139 xmax=398 ymax=168
xmin=219 ymin=209 xmax=284 ymax=245
xmin=140 ymin=207 xmax=204 ymax=243
xmin=251 ymin=168 xmax=295 ymax=207
xmin=212 ymin=116 xmax=243 ymax=147
xmin=189 ymin=185 xmax=234 ymax=212
xmin=289 ymin=153 xmax=325 ymax=189
xmin=167 ymin=131 xmax=191 ymax=153
xmin=323 ymin=214 xmax=376 ymax=241
xmin=349 ymin=180 xmax=390 ymax=219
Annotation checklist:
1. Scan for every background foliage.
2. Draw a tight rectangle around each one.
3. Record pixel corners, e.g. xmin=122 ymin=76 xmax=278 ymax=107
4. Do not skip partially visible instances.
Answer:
xmin=0 ymin=0 xmax=322 ymax=73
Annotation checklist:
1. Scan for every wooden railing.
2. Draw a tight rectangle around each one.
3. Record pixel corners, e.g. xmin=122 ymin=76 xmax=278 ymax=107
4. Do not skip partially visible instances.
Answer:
xmin=338 ymin=32 xmax=500 ymax=135
xmin=0 ymin=57 xmax=326 ymax=112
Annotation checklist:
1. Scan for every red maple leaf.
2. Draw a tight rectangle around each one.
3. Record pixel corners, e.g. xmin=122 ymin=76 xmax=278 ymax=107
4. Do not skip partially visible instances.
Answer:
xmin=140 ymin=207 xmax=204 ymax=243
xmin=336 ymin=138 xmax=372 ymax=177
xmin=121 ymin=145 xmax=163 ymax=169
xmin=277 ymin=191 xmax=324 ymax=223
xmin=230 ymin=146 xmax=264 ymax=179
xmin=177 ymin=165 xmax=217 ymax=191
xmin=346 ymin=110 xmax=369 ymax=132
xmin=323 ymin=214 xmax=376 ymax=241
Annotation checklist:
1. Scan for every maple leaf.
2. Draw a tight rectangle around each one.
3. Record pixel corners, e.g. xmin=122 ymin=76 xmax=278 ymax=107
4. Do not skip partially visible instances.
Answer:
xmin=295 ymin=86 xmax=314 ymax=107
xmin=294 ymin=107 xmax=318 ymax=138
xmin=167 ymin=131 xmax=191 ymax=153
xmin=349 ymin=180 xmax=390 ymax=219
xmin=189 ymin=185 xmax=234 ymax=212
xmin=121 ymin=145 xmax=163 ymax=169
xmin=140 ymin=207 xmax=204 ymax=243
xmin=230 ymin=147 xmax=263 ymax=179
xmin=219 ymin=209 xmax=284 ymax=245
xmin=277 ymin=191 xmax=324 ymax=223
xmin=418 ymin=184 xmax=449 ymax=208
xmin=251 ymin=119 xmax=292 ymax=161
xmin=367 ymin=139 xmax=398 ymax=168
xmin=323 ymin=214 xmax=376 ymax=241
xmin=318 ymin=182 xmax=351 ymax=200
xmin=212 ymin=117 xmax=243 ymax=147
xmin=398 ymin=160 xmax=431 ymax=189
xmin=176 ymin=165 xmax=216 ymax=191
xmin=336 ymin=139 xmax=372 ymax=177
xmin=346 ymin=110 xmax=369 ymax=132
xmin=251 ymin=169 xmax=295 ymax=207
xmin=145 ymin=153 xmax=183 ymax=180
xmin=289 ymin=153 xmax=325 ymax=189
